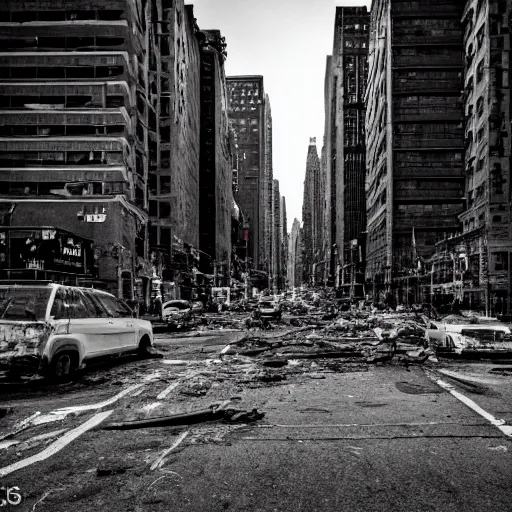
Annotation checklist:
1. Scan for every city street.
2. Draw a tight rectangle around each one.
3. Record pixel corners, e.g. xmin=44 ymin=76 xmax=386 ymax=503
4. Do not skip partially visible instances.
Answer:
xmin=1 ymin=327 xmax=511 ymax=512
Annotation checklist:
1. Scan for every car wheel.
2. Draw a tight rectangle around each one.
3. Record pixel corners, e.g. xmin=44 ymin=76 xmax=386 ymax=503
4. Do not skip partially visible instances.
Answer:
xmin=138 ymin=335 xmax=152 ymax=357
xmin=50 ymin=352 xmax=77 ymax=382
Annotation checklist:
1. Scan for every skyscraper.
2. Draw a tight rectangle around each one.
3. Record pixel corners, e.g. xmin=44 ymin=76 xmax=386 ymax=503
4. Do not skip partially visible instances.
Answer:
xmin=227 ymin=76 xmax=272 ymax=274
xmin=302 ymin=138 xmax=322 ymax=285
xmin=0 ymin=0 xmax=154 ymax=300
xmin=323 ymin=7 xmax=369 ymax=292
xmin=365 ymin=0 xmax=465 ymax=301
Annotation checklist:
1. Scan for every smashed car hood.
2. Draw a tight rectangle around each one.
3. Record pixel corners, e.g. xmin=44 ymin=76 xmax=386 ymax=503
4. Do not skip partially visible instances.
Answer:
xmin=0 ymin=321 xmax=51 ymax=359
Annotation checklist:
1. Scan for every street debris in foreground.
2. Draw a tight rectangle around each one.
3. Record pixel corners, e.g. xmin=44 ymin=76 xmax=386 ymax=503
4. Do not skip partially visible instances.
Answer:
xmin=102 ymin=401 xmax=265 ymax=430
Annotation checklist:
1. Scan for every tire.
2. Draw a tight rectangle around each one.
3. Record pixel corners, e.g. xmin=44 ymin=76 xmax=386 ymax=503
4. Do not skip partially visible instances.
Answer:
xmin=49 ymin=351 xmax=77 ymax=382
xmin=138 ymin=336 xmax=152 ymax=357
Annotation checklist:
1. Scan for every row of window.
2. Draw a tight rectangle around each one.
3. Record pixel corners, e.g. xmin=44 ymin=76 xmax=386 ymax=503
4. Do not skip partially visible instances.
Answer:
xmin=0 ymin=125 xmax=125 ymax=137
xmin=51 ymin=287 xmax=131 ymax=320
xmin=148 ymin=175 xmax=171 ymax=195
xmin=0 ymin=95 xmax=127 ymax=109
xmin=0 ymin=181 xmax=125 ymax=197
xmin=0 ymin=66 xmax=126 ymax=80
xmin=0 ymin=10 xmax=125 ymax=22
xmin=0 ymin=151 xmax=125 ymax=167
xmin=0 ymin=37 xmax=125 ymax=51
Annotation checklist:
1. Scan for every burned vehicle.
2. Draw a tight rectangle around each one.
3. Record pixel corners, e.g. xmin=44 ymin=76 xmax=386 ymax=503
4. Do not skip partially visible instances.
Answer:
xmin=253 ymin=299 xmax=282 ymax=321
xmin=0 ymin=284 xmax=154 ymax=379
xmin=161 ymin=299 xmax=192 ymax=329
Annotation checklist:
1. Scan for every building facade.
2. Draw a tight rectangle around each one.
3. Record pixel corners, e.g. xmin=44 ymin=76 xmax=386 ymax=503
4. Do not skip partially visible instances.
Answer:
xmin=198 ymin=29 xmax=232 ymax=286
xmin=427 ymin=0 xmax=511 ymax=315
xmin=147 ymin=1 xmax=202 ymax=300
xmin=323 ymin=7 xmax=369 ymax=293
xmin=227 ymin=76 xmax=272 ymax=274
xmin=365 ymin=0 xmax=465 ymax=302
xmin=0 ymin=0 xmax=154 ymax=301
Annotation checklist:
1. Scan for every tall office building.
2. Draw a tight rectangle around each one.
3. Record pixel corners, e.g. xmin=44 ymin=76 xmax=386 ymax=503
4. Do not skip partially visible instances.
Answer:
xmin=288 ymin=218 xmax=303 ymax=289
xmin=302 ymin=138 xmax=322 ymax=285
xmin=429 ymin=0 xmax=511 ymax=314
xmin=323 ymin=7 xmax=369 ymax=292
xmin=227 ymin=76 xmax=272 ymax=273
xmin=365 ymin=0 xmax=465 ymax=301
xmin=198 ymin=29 xmax=232 ymax=285
xmin=280 ymin=196 xmax=288 ymax=290
xmin=0 ymin=0 xmax=154 ymax=300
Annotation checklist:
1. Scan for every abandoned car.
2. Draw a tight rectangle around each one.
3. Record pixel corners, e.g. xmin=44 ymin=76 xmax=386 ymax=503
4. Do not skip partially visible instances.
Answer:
xmin=0 ymin=284 xmax=154 ymax=379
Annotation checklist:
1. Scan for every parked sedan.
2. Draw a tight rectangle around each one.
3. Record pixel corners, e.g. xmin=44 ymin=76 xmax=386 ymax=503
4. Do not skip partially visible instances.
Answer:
xmin=161 ymin=299 xmax=192 ymax=329
xmin=0 ymin=284 xmax=154 ymax=380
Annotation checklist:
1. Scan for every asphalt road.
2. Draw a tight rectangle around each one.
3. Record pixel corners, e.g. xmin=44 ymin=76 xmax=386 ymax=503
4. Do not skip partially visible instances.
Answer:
xmin=0 ymin=329 xmax=511 ymax=512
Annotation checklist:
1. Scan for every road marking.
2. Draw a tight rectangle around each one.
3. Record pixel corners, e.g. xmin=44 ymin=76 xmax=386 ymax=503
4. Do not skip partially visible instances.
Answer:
xmin=131 ymin=387 xmax=145 ymax=397
xmin=54 ymin=383 xmax=144 ymax=413
xmin=0 ymin=410 xmax=114 ymax=477
xmin=156 ymin=381 xmax=181 ymax=400
xmin=255 ymin=421 xmax=487 ymax=428
xmin=0 ymin=412 xmax=41 ymax=441
xmin=142 ymin=402 xmax=162 ymax=412
xmin=150 ymin=430 xmax=189 ymax=470
xmin=435 ymin=378 xmax=511 ymax=438
xmin=31 ymin=383 xmax=145 ymax=426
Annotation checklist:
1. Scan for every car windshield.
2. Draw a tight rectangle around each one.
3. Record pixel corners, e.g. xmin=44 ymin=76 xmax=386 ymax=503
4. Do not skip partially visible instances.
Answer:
xmin=260 ymin=301 xmax=274 ymax=308
xmin=0 ymin=287 xmax=52 ymax=321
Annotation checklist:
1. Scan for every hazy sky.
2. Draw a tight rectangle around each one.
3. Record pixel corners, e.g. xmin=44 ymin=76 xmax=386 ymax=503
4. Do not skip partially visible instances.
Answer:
xmin=186 ymin=0 xmax=372 ymax=232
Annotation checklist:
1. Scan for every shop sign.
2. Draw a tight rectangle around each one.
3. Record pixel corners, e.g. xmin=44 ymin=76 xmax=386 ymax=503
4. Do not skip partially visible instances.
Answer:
xmin=85 ymin=213 xmax=106 ymax=223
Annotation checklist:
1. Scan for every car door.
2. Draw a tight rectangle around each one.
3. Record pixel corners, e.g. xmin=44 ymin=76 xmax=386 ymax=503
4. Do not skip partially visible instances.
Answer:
xmin=95 ymin=292 xmax=137 ymax=351
xmin=50 ymin=287 xmax=113 ymax=359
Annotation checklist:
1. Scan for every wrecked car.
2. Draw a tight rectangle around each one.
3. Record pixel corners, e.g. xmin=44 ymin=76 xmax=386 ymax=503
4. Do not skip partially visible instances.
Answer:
xmin=426 ymin=323 xmax=512 ymax=356
xmin=253 ymin=299 xmax=282 ymax=321
xmin=190 ymin=301 xmax=205 ymax=315
xmin=0 ymin=284 xmax=154 ymax=379
xmin=162 ymin=299 xmax=192 ymax=329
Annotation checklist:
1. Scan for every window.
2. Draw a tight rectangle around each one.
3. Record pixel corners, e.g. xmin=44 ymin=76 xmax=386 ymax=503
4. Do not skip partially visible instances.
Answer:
xmin=476 ymin=60 xmax=485 ymax=83
xmin=476 ymin=96 xmax=484 ymax=116
xmin=159 ymin=202 xmax=170 ymax=218
xmin=97 ymin=294 xmax=132 ymax=318
xmin=160 ymin=227 xmax=171 ymax=246
xmin=492 ymin=252 xmax=509 ymax=272
xmin=476 ymin=25 xmax=485 ymax=48
xmin=160 ymin=176 xmax=171 ymax=194
xmin=50 ymin=288 xmax=92 ymax=319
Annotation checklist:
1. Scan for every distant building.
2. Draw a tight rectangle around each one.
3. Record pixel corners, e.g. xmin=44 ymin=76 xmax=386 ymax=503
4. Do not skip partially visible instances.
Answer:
xmin=279 ymin=196 xmax=288 ymax=291
xmin=365 ymin=0 xmax=465 ymax=301
xmin=323 ymin=6 xmax=369 ymax=294
xmin=271 ymin=179 xmax=281 ymax=292
xmin=288 ymin=218 xmax=303 ymax=289
xmin=302 ymin=138 xmax=322 ymax=285
xmin=227 ymin=76 xmax=272 ymax=274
